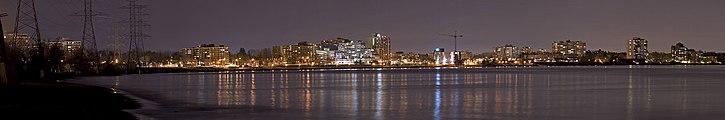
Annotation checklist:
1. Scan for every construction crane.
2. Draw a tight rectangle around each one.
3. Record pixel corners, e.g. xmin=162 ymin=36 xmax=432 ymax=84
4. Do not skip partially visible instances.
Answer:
xmin=440 ymin=31 xmax=464 ymax=66
xmin=439 ymin=31 xmax=463 ymax=52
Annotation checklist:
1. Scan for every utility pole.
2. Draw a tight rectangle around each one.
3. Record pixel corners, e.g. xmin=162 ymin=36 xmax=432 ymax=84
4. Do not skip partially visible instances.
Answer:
xmin=1 ymin=13 xmax=18 ymax=85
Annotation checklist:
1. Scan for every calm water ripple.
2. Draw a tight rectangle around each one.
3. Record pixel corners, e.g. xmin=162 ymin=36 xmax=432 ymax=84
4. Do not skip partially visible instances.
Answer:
xmin=71 ymin=66 xmax=725 ymax=120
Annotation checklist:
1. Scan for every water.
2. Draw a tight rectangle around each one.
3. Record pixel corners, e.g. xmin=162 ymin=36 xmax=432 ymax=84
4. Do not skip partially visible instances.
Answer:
xmin=70 ymin=66 xmax=725 ymax=120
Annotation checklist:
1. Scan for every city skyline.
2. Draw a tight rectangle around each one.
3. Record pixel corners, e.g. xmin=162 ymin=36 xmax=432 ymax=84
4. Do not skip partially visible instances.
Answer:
xmin=3 ymin=1 xmax=725 ymax=119
xmin=3 ymin=0 xmax=725 ymax=53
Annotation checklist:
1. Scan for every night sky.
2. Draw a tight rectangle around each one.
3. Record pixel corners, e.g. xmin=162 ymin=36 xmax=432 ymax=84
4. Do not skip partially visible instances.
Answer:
xmin=1 ymin=0 xmax=725 ymax=53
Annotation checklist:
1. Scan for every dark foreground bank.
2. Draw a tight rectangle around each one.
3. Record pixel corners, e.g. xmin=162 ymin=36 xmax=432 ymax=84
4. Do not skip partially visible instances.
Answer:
xmin=0 ymin=82 xmax=141 ymax=120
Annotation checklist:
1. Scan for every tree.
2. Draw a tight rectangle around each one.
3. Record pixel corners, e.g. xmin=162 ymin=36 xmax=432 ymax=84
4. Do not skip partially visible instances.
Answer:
xmin=27 ymin=42 xmax=47 ymax=80
xmin=251 ymin=48 xmax=273 ymax=59
xmin=144 ymin=51 xmax=172 ymax=64
xmin=70 ymin=49 xmax=90 ymax=74
xmin=171 ymin=51 xmax=184 ymax=63
xmin=238 ymin=48 xmax=247 ymax=56
xmin=46 ymin=43 xmax=64 ymax=73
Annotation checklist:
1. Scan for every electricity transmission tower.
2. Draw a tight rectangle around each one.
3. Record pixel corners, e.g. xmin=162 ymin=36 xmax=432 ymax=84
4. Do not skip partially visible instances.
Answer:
xmin=13 ymin=0 xmax=46 ymax=79
xmin=123 ymin=0 xmax=149 ymax=68
xmin=111 ymin=24 xmax=123 ymax=63
xmin=72 ymin=0 xmax=104 ymax=60
xmin=13 ymin=0 xmax=42 ymax=56
xmin=72 ymin=0 xmax=106 ymax=72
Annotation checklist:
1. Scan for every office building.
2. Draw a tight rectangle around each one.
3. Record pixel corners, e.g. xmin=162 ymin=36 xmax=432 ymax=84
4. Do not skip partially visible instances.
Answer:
xmin=364 ymin=33 xmax=391 ymax=61
xmin=494 ymin=45 xmax=519 ymax=62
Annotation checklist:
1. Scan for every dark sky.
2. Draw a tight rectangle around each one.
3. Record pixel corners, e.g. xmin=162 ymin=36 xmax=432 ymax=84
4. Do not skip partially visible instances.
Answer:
xmin=2 ymin=0 xmax=725 ymax=53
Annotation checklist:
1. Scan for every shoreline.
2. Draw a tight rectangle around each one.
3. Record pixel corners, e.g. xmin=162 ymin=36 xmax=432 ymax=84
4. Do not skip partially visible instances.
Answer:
xmin=0 ymin=82 xmax=141 ymax=120
xmin=112 ymin=88 xmax=160 ymax=120
xmin=138 ymin=64 xmax=724 ymax=74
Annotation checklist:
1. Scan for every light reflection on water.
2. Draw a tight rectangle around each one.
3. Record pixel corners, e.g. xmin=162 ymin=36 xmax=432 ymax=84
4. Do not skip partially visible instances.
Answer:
xmin=74 ymin=66 xmax=725 ymax=120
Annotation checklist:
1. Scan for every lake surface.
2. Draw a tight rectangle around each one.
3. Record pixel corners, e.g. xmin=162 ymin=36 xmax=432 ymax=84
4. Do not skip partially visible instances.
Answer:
xmin=70 ymin=66 xmax=725 ymax=120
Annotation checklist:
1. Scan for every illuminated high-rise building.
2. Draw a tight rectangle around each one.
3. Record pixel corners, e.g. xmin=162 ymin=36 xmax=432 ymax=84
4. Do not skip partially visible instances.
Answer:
xmin=364 ymin=33 xmax=391 ymax=61
xmin=181 ymin=44 xmax=230 ymax=67
xmin=626 ymin=37 xmax=648 ymax=60
xmin=319 ymin=38 xmax=375 ymax=65
xmin=671 ymin=43 xmax=698 ymax=63
xmin=494 ymin=45 xmax=519 ymax=62
xmin=552 ymin=40 xmax=587 ymax=56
